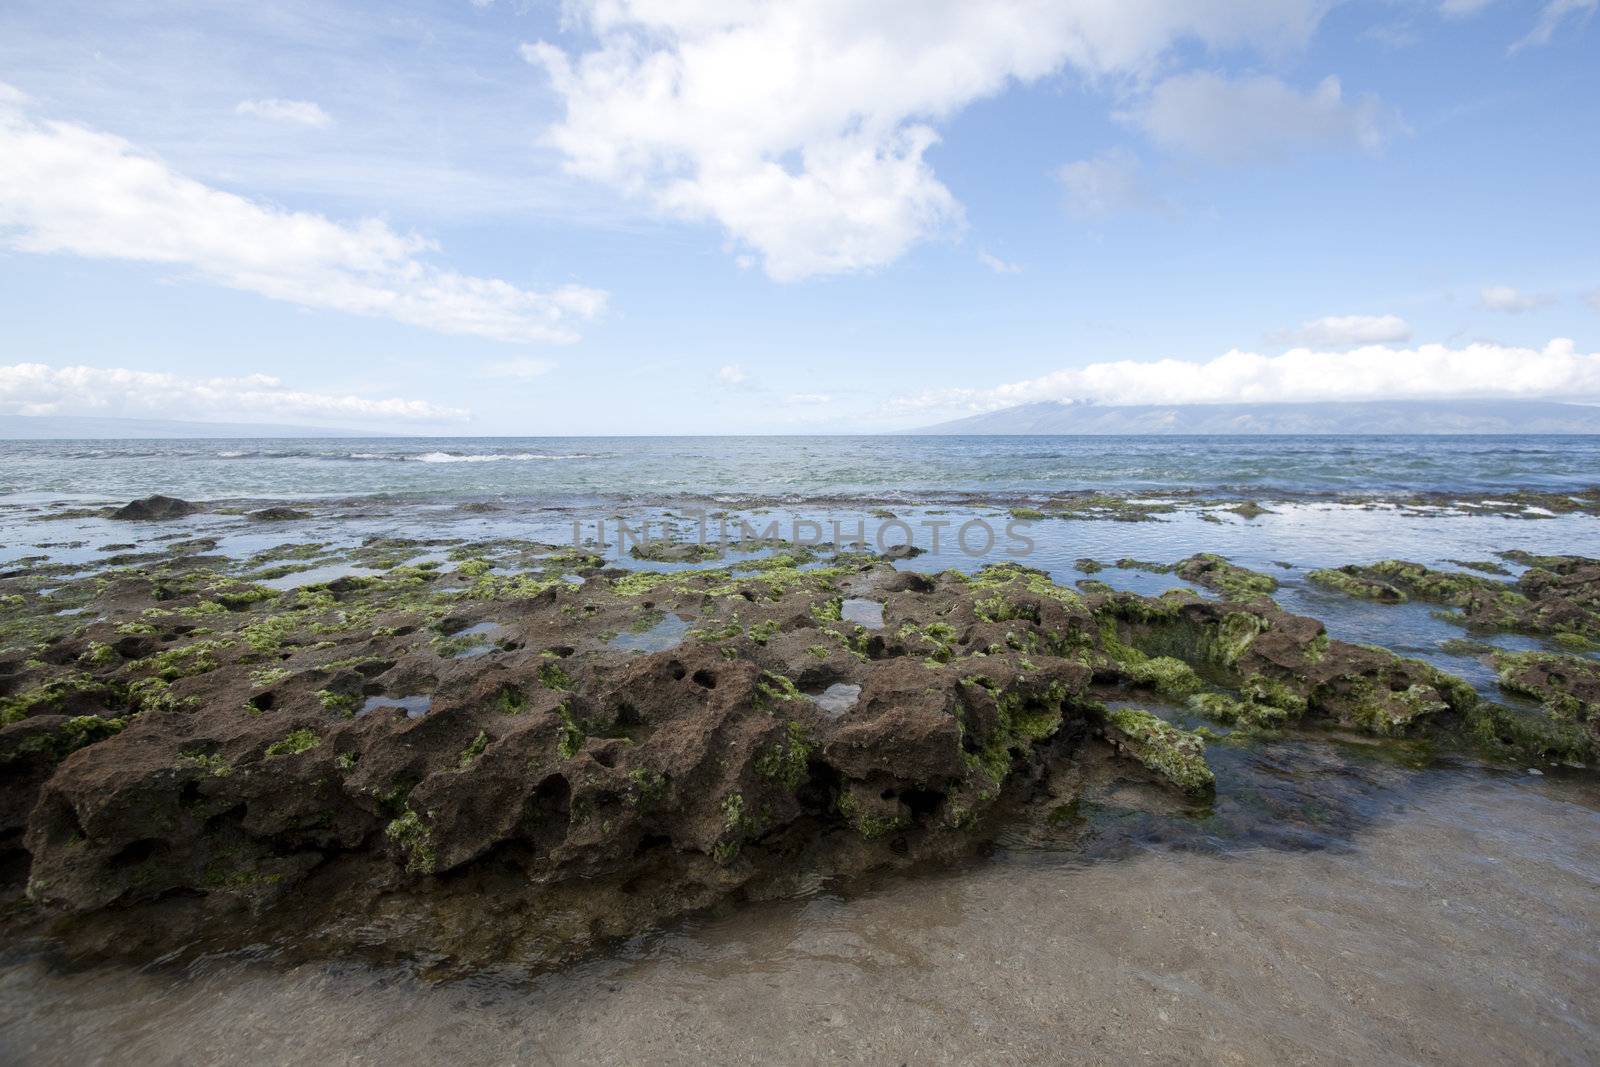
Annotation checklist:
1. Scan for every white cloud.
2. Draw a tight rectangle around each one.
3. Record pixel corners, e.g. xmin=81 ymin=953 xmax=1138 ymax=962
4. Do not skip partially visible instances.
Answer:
xmin=887 ymin=338 xmax=1600 ymax=415
xmin=525 ymin=2 xmax=1330 ymax=279
xmin=1055 ymin=148 xmax=1168 ymax=218
xmin=0 ymin=363 xmax=468 ymax=423
xmin=785 ymin=392 xmax=833 ymax=405
xmin=1480 ymin=285 xmax=1552 ymax=312
xmin=1123 ymin=73 xmax=1402 ymax=163
xmin=977 ymin=250 xmax=1022 ymax=275
xmin=717 ymin=364 xmax=748 ymax=385
xmin=0 ymin=86 xmax=606 ymax=344
xmin=1511 ymin=0 xmax=1597 ymax=51
xmin=235 ymin=98 xmax=333 ymax=128
xmin=1269 ymin=314 xmax=1412 ymax=347
xmin=482 ymin=358 xmax=558 ymax=379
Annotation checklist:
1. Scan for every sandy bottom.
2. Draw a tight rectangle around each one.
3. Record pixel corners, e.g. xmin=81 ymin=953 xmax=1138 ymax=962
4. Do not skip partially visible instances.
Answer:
xmin=3 ymin=759 xmax=1597 ymax=1066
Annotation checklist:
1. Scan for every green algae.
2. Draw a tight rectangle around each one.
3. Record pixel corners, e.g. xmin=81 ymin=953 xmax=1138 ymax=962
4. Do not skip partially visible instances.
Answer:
xmin=538 ymin=661 xmax=575 ymax=691
xmin=1104 ymin=708 xmax=1215 ymax=795
xmin=264 ymin=728 xmax=320 ymax=758
xmin=457 ymin=730 xmax=489 ymax=769
xmin=554 ymin=702 xmax=584 ymax=759
xmin=179 ymin=750 xmax=232 ymax=777
xmin=1309 ymin=567 xmax=1406 ymax=602
xmin=1 ymin=714 xmax=127 ymax=765
xmin=384 ymin=808 xmax=437 ymax=874
xmin=755 ymin=671 xmax=804 ymax=705
xmin=625 ymin=767 xmax=667 ymax=808
xmin=837 ymin=789 xmax=912 ymax=840
xmin=754 ymin=721 xmax=813 ymax=790
xmin=1176 ymin=553 xmax=1278 ymax=601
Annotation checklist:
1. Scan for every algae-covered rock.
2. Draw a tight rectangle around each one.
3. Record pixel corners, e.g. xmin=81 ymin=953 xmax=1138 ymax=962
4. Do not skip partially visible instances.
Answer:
xmin=1310 ymin=556 xmax=1600 ymax=647
xmin=0 ymin=531 xmax=1589 ymax=971
xmin=1175 ymin=553 xmax=1278 ymax=601
xmin=1309 ymin=566 xmax=1407 ymax=603
xmin=1103 ymin=708 xmax=1215 ymax=795
xmin=628 ymin=540 xmax=723 ymax=563
xmin=109 ymin=495 xmax=200 ymax=521
xmin=1493 ymin=651 xmax=1600 ymax=728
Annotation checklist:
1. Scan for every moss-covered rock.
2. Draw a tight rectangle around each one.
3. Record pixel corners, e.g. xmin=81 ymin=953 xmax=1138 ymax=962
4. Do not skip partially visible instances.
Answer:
xmin=1103 ymin=708 xmax=1215 ymax=795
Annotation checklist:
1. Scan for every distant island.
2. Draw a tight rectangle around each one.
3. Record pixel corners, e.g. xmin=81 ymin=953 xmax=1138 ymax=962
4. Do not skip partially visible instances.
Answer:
xmin=910 ymin=399 xmax=1600 ymax=435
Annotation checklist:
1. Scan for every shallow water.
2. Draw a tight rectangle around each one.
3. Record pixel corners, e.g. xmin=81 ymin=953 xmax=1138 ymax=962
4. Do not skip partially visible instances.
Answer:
xmin=358 ymin=694 xmax=433 ymax=719
xmin=3 ymin=750 xmax=1595 ymax=1065
xmin=607 ymin=613 xmax=690 ymax=653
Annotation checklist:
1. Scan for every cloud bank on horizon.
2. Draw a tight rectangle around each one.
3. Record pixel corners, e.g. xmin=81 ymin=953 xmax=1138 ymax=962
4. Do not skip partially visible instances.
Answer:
xmin=888 ymin=339 xmax=1600 ymax=418
xmin=0 ymin=363 xmax=466 ymax=424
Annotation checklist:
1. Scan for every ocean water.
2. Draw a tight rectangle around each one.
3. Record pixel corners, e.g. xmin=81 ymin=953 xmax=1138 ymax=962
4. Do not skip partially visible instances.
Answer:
xmin=2 ymin=434 xmax=1599 ymax=505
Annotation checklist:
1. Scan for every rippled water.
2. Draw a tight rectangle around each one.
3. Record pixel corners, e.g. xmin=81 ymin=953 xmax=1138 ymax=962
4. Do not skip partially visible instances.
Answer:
xmin=2 ymin=434 xmax=1598 ymax=504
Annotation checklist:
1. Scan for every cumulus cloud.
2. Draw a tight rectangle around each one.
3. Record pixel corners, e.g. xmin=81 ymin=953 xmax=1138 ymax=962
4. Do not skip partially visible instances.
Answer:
xmin=717 ymin=364 xmax=749 ymax=386
xmin=0 ymin=86 xmax=605 ymax=343
xmin=1055 ymin=148 xmax=1169 ymax=219
xmin=1480 ymin=285 xmax=1552 ymax=312
xmin=887 ymin=339 xmax=1600 ymax=415
xmin=785 ymin=392 xmax=832 ymax=405
xmin=1511 ymin=0 xmax=1597 ymax=51
xmin=1269 ymin=314 xmax=1412 ymax=347
xmin=0 ymin=363 xmax=468 ymax=423
xmin=1123 ymin=73 xmax=1402 ymax=163
xmin=525 ymin=1 xmax=1330 ymax=279
xmin=235 ymin=98 xmax=333 ymax=128
xmin=977 ymin=250 xmax=1022 ymax=275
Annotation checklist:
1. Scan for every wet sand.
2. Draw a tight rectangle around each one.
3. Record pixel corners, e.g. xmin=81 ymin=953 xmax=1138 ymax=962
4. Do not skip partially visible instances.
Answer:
xmin=4 ymin=763 xmax=1596 ymax=1066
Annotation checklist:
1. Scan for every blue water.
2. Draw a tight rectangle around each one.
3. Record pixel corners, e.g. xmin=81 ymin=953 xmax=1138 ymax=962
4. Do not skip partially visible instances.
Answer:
xmin=1 ymin=435 xmax=1597 ymax=505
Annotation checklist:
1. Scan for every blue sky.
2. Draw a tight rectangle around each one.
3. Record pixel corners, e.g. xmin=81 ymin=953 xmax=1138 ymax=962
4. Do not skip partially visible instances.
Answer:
xmin=1 ymin=0 xmax=1597 ymax=434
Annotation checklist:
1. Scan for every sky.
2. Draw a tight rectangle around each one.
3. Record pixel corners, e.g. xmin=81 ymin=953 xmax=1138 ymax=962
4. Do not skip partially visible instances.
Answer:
xmin=1 ymin=0 xmax=1598 ymax=434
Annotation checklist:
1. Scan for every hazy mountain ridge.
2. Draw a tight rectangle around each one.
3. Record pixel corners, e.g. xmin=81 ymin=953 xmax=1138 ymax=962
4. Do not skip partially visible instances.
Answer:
xmin=910 ymin=400 xmax=1600 ymax=435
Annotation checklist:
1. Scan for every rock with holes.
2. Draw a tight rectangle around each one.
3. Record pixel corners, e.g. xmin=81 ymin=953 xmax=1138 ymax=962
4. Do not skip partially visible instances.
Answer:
xmin=0 ymin=539 xmax=1565 ymax=973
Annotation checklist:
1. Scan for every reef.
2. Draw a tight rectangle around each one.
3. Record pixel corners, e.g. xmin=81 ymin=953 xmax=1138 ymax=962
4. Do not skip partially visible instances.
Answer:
xmin=1309 ymin=556 xmax=1600 ymax=648
xmin=1 ymin=535 xmax=1595 ymax=974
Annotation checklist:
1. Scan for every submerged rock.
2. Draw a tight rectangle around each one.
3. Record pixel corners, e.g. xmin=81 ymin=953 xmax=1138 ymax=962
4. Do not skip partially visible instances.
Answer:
xmin=248 ymin=507 xmax=311 ymax=522
xmin=628 ymin=540 xmax=723 ymax=563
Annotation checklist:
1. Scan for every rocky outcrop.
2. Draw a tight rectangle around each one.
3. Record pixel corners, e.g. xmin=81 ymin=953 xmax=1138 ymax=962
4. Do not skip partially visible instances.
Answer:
xmin=1310 ymin=556 xmax=1600 ymax=648
xmin=0 ymin=543 xmax=1587 ymax=971
xmin=108 ymin=495 xmax=200 ymax=521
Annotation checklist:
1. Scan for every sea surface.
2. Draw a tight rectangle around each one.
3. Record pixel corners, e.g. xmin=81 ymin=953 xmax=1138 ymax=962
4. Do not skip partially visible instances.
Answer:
xmin=3 ymin=434 xmax=1599 ymax=505
xmin=3 ymin=434 xmax=1598 ymax=1064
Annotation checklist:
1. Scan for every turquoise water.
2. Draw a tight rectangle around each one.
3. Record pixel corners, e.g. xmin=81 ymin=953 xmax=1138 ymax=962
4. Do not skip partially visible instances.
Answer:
xmin=2 ymin=435 xmax=1598 ymax=504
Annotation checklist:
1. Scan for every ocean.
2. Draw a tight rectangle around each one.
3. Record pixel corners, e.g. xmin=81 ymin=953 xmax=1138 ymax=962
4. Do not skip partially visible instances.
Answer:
xmin=3 ymin=434 xmax=1599 ymax=505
